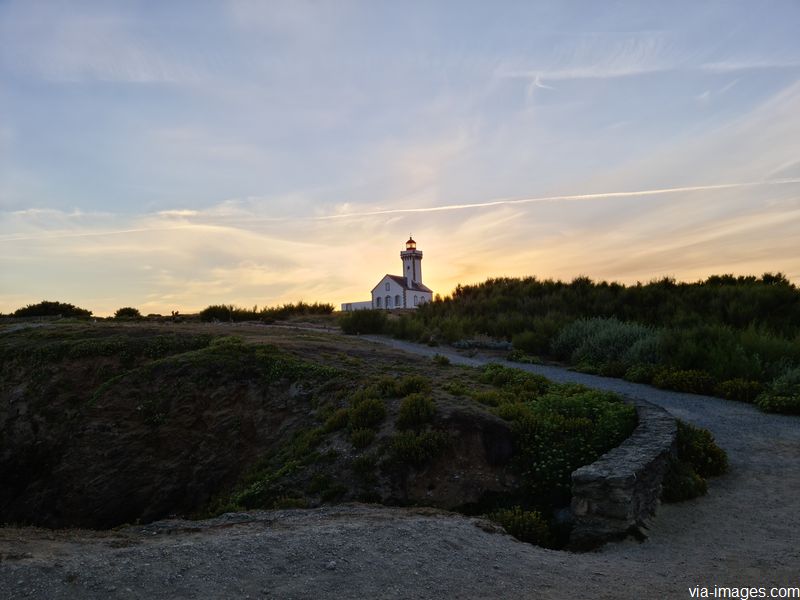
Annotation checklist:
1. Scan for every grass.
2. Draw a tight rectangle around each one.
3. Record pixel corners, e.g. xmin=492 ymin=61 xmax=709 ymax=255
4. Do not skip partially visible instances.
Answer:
xmin=2 ymin=320 xmax=658 ymax=550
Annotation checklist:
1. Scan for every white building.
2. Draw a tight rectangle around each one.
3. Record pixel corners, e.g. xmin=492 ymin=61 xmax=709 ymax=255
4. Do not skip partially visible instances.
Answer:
xmin=341 ymin=237 xmax=434 ymax=311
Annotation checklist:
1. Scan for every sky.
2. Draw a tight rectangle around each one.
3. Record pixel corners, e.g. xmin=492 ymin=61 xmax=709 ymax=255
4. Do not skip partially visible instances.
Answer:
xmin=2 ymin=0 xmax=800 ymax=316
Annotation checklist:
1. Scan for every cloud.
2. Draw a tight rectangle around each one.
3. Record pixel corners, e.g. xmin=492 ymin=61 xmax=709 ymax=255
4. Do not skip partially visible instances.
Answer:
xmin=316 ymin=179 xmax=800 ymax=220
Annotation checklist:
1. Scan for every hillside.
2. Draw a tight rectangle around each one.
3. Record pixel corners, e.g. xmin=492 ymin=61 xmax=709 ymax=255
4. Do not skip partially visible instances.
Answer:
xmin=0 ymin=321 xmax=635 ymax=542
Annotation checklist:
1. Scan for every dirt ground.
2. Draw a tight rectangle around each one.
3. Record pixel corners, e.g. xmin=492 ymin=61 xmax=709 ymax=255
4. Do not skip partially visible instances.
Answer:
xmin=1 ymin=327 xmax=798 ymax=599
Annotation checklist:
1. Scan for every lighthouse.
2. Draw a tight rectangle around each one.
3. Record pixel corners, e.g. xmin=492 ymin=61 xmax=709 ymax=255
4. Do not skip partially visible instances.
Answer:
xmin=340 ymin=237 xmax=434 ymax=311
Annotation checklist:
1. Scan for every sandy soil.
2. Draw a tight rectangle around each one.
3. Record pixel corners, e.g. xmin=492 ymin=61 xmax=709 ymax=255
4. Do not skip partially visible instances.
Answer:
xmin=1 ymin=332 xmax=798 ymax=599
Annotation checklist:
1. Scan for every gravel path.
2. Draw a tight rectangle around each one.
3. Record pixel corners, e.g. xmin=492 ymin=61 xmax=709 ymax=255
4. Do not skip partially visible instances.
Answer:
xmin=2 ymin=335 xmax=798 ymax=599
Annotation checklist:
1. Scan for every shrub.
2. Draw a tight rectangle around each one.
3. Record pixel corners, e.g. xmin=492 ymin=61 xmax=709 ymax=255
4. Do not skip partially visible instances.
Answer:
xmin=388 ymin=430 xmax=450 ymax=467
xmin=661 ymin=421 xmax=726 ymax=503
xmin=352 ymin=452 xmax=379 ymax=479
xmin=598 ymin=361 xmax=627 ymax=378
xmin=443 ymin=381 xmax=467 ymax=396
xmin=755 ymin=367 xmax=800 ymax=415
xmin=114 ymin=307 xmax=141 ymax=319
xmin=659 ymin=324 xmax=763 ymax=382
xmin=652 ymin=368 xmax=716 ymax=395
xmin=715 ymin=379 xmax=763 ymax=403
xmin=505 ymin=388 xmax=637 ymax=506
xmin=339 ymin=310 xmax=387 ymax=335
xmin=432 ymin=354 xmax=450 ymax=366
xmin=350 ymin=428 xmax=377 ymax=449
xmin=199 ymin=304 xmax=256 ymax=322
xmin=506 ymin=349 xmax=542 ymax=364
xmin=674 ymin=421 xmax=728 ymax=478
xmin=551 ymin=317 xmax=657 ymax=368
xmin=623 ymin=363 xmax=657 ymax=384
xmin=323 ymin=408 xmax=350 ymax=432
xmin=396 ymin=393 xmax=436 ymax=429
xmin=13 ymin=300 xmax=92 ymax=318
xmin=387 ymin=316 xmax=428 ymax=341
xmin=511 ymin=315 xmax=567 ymax=357
xmin=394 ymin=375 xmax=432 ymax=396
xmin=755 ymin=394 xmax=800 ymax=414
xmin=261 ymin=301 xmax=334 ymax=321
xmin=349 ymin=398 xmax=386 ymax=429
xmin=661 ymin=458 xmax=707 ymax=503
xmin=479 ymin=364 xmax=550 ymax=396
xmin=622 ymin=334 xmax=662 ymax=366
xmin=489 ymin=506 xmax=551 ymax=547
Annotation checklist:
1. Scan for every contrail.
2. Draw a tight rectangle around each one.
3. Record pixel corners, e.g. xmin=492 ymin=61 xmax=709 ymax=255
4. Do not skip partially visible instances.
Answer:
xmin=3 ymin=178 xmax=799 ymax=241
xmin=316 ymin=178 xmax=800 ymax=220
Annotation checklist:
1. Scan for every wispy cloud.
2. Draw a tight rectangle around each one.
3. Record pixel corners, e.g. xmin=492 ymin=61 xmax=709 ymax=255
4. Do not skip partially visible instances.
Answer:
xmin=319 ymin=179 xmax=800 ymax=220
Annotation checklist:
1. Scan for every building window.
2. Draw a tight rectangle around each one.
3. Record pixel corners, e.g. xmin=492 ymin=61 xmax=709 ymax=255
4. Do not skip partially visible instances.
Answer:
xmin=386 ymin=295 xmax=391 ymax=308
xmin=385 ymin=282 xmax=390 ymax=291
xmin=376 ymin=297 xmax=381 ymax=308
xmin=414 ymin=295 xmax=418 ymax=305
xmin=395 ymin=294 xmax=401 ymax=306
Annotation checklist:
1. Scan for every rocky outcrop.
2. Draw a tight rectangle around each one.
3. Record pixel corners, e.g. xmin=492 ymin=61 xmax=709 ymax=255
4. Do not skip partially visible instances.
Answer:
xmin=569 ymin=398 xmax=677 ymax=550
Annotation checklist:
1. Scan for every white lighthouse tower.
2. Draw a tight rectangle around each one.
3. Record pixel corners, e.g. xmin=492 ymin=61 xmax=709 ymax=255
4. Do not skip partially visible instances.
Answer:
xmin=400 ymin=236 xmax=423 ymax=288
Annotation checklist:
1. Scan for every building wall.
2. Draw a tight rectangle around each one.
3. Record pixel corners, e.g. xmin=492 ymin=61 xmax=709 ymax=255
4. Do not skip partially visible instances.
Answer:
xmin=341 ymin=301 xmax=373 ymax=312
xmin=371 ymin=276 xmax=407 ymax=309
xmin=404 ymin=289 xmax=432 ymax=308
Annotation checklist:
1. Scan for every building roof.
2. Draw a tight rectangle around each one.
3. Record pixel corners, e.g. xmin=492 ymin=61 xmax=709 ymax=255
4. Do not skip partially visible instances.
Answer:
xmin=371 ymin=274 xmax=433 ymax=294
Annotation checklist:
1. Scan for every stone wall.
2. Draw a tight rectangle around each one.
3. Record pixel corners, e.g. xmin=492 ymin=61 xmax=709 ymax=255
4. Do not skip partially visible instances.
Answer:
xmin=569 ymin=397 xmax=677 ymax=550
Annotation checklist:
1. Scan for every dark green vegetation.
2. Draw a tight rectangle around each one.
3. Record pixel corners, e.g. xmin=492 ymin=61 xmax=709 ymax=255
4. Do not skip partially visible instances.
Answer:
xmin=339 ymin=308 xmax=388 ymax=334
xmin=114 ymin=307 xmax=142 ymax=319
xmin=352 ymin=274 xmax=800 ymax=414
xmin=11 ymin=300 xmax=92 ymax=318
xmin=199 ymin=301 xmax=334 ymax=322
xmin=0 ymin=322 xmax=653 ymax=549
xmin=662 ymin=421 xmax=729 ymax=503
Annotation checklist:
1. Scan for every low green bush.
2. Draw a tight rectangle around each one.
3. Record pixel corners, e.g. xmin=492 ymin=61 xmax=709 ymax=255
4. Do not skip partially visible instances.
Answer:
xmin=388 ymin=430 xmax=450 ymax=468
xmin=443 ymin=381 xmax=468 ymax=396
xmin=754 ymin=367 xmax=800 ymax=415
xmin=471 ymin=389 xmax=515 ymax=407
xmin=396 ymin=393 xmax=436 ymax=429
xmin=652 ymin=368 xmax=716 ymax=395
xmin=479 ymin=364 xmax=550 ymax=397
xmin=324 ymin=408 xmax=350 ymax=432
xmin=14 ymin=300 xmax=92 ymax=318
xmin=349 ymin=398 xmax=386 ymax=429
xmin=432 ymin=354 xmax=450 ymax=366
xmin=358 ymin=374 xmax=431 ymax=400
xmin=715 ymin=378 xmax=763 ymax=403
xmin=506 ymin=349 xmax=542 ymax=364
xmin=350 ymin=427 xmax=377 ymax=449
xmin=662 ymin=420 xmax=727 ymax=503
xmin=598 ymin=361 xmax=627 ymax=378
xmin=199 ymin=304 xmax=256 ymax=322
xmin=661 ymin=458 xmax=707 ymax=503
xmin=489 ymin=506 xmax=551 ymax=547
xmin=755 ymin=394 xmax=800 ymax=415
xmin=114 ymin=307 xmax=141 ymax=319
xmin=261 ymin=301 xmax=334 ymax=321
xmin=339 ymin=310 xmax=388 ymax=335
xmin=394 ymin=375 xmax=432 ymax=396
xmin=675 ymin=421 xmax=728 ymax=478
xmin=500 ymin=386 xmax=636 ymax=506
xmin=623 ymin=363 xmax=657 ymax=384
xmin=551 ymin=317 xmax=658 ymax=368
xmin=511 ymin=315 xmax=565 ymax=356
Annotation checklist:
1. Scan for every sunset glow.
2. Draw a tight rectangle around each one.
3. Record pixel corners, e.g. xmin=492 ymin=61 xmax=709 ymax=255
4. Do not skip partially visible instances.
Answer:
xmin=2 ymin=1 xmax=800 ymax=315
